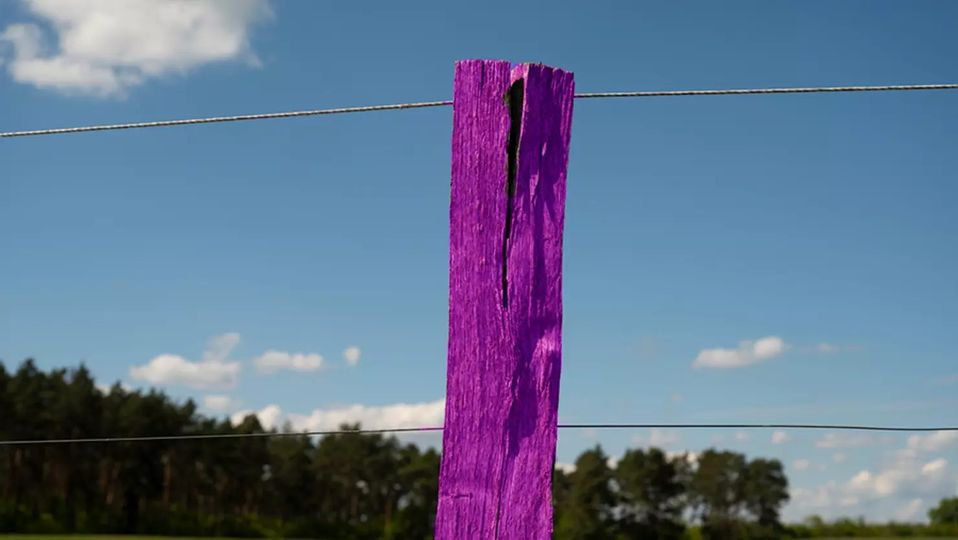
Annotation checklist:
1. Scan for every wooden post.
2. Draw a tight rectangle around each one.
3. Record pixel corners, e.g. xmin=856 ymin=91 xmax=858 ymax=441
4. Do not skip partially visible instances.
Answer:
xmin=436 ymin=60 xmax=574 ymax=539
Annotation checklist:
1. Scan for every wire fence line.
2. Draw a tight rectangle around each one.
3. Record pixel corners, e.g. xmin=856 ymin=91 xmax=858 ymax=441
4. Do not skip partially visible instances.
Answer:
xmin=0 ymin=100 xmax=452 ymax=139
xmin=573 ymin=83 xmax=958 ymax=99
xmin=1 ymin=423 xmax=956 ymax=447
xmin=3 ymin=83 xmax=957 ymax=447
xmin=2 ymin=83 xmax=956 ymax=139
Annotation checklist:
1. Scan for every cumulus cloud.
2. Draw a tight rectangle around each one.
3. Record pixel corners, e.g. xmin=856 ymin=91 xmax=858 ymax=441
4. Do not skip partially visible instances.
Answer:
xmin=793 ymin=459 xmax=811 ymax=471
xmin=816 ymin=342 xmax=840 ymax=354
xmin=921 ymin=458 xmax=947 ymax=475
xmin=846 ymin=454 xmax=952 ymax=499
xmin=95 ymin=381 xmax=132 ymax=394
xmin=896 ymin=498 xmax=925 ymax=521
xmin=254 ymin=350 xmax=324 ymax=373
xmin=771 ymin=430 xmax=791 ymax=445
xmin=791 ymin=482 xmax=845 ymax=511
xmin=693 ymin=336 xmax=785 ymax=369
xmin=230 ymin=398 xmax=447 ymax=435
xmin=813 ymin=342 xmax=862 ymax=354
xmin=906 ymin=430 xmax=958 ymax=453
xmin=734 ymin=431 xmax=750 ymax=442
xmin=815 ymin=432 xmax=892 ymax=449
xmin=580 ymin=428 xmax=599 ymax=441
xmin=131 ymin=353 xmax=241 ymax=389
xmin=788 ymin=435 xmax=958 ymax=523
xmin=130 ymin=332 xmax=241 ymax=389
xmin=203 ymin=394 xmax=239 ymax=413
xmin=203 ymin=332 xmax=241 ymax=363
xmin=0 ymin=0 xmax=271 ymax=96
xmin=632 ymin=429 xmax=680 ymax=449
xmin=667 ymin=451 xmax=700 ymax=466
xmin=343 ymin=346 xmax=361 ymax=367
xmin=288 ymin=399 xmax=446 ymax=432
xmin=232 ymin=404 xmax=283 ymax=430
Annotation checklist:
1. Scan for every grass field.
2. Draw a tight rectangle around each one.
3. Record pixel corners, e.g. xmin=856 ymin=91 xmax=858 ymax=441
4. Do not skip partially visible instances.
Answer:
xmin=0 ymin=537 xmax=254 ymax=540
xmin=2 ymin=536 xmax=955 ymax=540
xmin=0 ymin=537 xmax=244 ymax=540
xmin=0 ymin=537 xmax=228 ymax=540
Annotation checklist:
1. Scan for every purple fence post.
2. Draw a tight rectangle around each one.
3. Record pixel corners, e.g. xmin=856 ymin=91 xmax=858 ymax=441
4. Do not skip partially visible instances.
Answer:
xmin=435 ymin=60 xmax=575 ymax=539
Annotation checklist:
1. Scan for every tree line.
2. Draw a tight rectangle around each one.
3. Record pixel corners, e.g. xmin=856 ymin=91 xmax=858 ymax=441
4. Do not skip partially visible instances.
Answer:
xmin=1 ymin=360 xmax=955 ymax=539
xmin=554 ymin=445 xmax=789 ymax=539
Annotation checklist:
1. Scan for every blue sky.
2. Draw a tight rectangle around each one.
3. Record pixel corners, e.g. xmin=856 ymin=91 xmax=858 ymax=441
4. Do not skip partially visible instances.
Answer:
xmin=2 ymin=0 xmax=957 ymax=522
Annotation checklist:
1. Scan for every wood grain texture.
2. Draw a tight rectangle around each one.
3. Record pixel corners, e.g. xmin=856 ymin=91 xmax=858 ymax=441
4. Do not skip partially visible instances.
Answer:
xmin=436 ymin=59 xmax=574 ymax=540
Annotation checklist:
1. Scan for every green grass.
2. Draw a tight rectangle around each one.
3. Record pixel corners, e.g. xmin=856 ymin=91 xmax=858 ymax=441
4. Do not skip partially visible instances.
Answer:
xmin=0 ymin=534 xmax=941 ymax=540
xmin=0 ymin=536 xmax=242 ymax=540
xmin=7 ymin=535 xmax=956 ymax=540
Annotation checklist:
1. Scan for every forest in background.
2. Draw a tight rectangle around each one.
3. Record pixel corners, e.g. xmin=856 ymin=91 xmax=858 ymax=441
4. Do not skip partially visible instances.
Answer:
xmin=1 ymin=360 xmax=957 ymax=539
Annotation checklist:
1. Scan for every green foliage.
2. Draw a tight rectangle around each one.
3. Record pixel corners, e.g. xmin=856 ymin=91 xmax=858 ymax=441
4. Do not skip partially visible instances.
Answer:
xmin=930 ymin=497 xmax=958 ymax=525
xmin=615 ymin=447 xmax=686 ymax=539
xmin=0 ymin=360 xmax=856 ymax=540
xmin=552 ymin=446 xmax=792 ymax=540
xmin=0 ymin=360 xmax=439 ymax=539
xmin=555 ymin=446 xmax=617 ymax=539
xmin=787 ymin=513 xmax=958 ymax=537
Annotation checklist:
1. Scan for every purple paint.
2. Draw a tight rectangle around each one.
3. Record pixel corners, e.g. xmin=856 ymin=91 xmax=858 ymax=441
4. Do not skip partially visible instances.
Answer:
xmin=436 ymin=60 xmax=574 ymax=539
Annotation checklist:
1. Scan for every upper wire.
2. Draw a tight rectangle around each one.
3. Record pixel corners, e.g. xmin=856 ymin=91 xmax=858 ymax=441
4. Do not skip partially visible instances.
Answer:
xmin=1 ymin=423 xmax=956 ymax=446
xmin=2 ymin=83 xmax=957 ymax=139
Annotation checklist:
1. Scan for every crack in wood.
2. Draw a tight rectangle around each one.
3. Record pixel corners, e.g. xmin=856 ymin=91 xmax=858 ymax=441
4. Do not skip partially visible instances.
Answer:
xmin=502 ymin=79 xmax=524 ymax=309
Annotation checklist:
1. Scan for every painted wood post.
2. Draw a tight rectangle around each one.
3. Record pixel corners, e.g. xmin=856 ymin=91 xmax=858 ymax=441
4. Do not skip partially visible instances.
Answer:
xmin=436 ymin=60 xmax=574 ymax=539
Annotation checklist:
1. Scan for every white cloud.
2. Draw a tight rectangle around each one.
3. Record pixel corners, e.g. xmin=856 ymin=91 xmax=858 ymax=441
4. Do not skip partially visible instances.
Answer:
xmin=813 ymin=342 xmax=862 ymax=354
xmin=667 ymin=451 xmax=700 ymax=466
xmin=815 ymin=432 xmax=891 ymax=449
xmin=343 ymin=346 xmax=361 ymax=367
xmin=254 ymin=350 xmax=324 ymax=373
xmin=288 ymin=398 xmax=446 ymax=432
xmin=896 ymin=498 xmax=925 ymax=521
xmin=232 ymin=404 xmax=283 ymax=430
xmin=789 ymin=449 xmax=956 ymax=522
xmin=791 ymin=482 xmax=843 ymax=510
xmin=793 ymin=459 xmax=811 ymax=471
xmin=771 ymin=430 xmax=791 ymax=445
xmin=555 ymin=462 xmax=576 ymax=474
xmin=906 ymin=430 xmax=958 ymax=453
xmin=846 ymin=455 xmax=952 ymax=500
xmin=787 ymin=429 xmax=958 ymax=523
xmin=692 ymin=336 xmax=785 ymax=369
xmin=816 ymin=342 xmax=839 ymax=354
xmin=921 ymin=458 xmax=947 ymax=475
xmin=203 ymin=394 xmax=238 ymax=413
xmin=96 ymin=381 xmax=132 ymax=394
xmin=632 ymin=428 xmax=680 ymax=449
xmin=0 ymin=0 xmax=271 ymax=96
xmin=203 ymin=332 xmax=241 ymax=364
xmin=734 ymin=431 xmax=750 ymax=442
xmin=131 ymin=353 xmax=240 ymax=389
xmin=130 ymin=333 xmax=241 ymax=389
